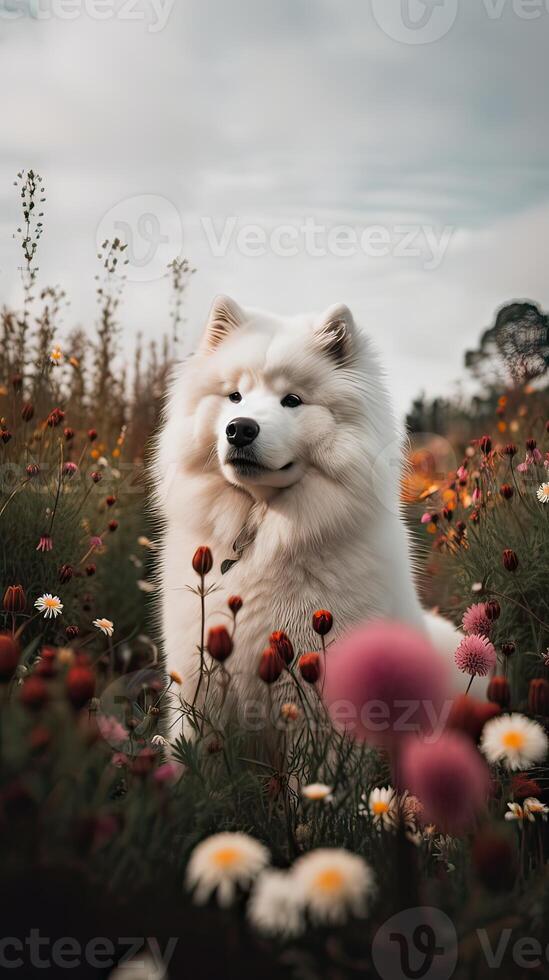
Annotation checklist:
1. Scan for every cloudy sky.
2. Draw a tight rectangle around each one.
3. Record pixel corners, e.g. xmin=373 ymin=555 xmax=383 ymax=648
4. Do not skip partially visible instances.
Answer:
xmin=0 ymin=0 xmax=548 ymax=414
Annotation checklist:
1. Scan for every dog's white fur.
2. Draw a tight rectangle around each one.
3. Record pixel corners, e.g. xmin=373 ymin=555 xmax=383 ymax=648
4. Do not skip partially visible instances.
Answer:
xmin=154 ymin=297 xmax=461 ymax=731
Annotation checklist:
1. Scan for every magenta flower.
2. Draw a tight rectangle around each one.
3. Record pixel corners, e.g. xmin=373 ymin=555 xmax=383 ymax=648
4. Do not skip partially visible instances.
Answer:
xmin=400 ymin=732 xmax=490 ymax=834
xmin=153 ymin=762 xmax=181 ymax=785
xmin=62 ymin=462 xmax=78 ymax=478
xmin=462 ymin=602 xmax=492 ymax=638
xmin=455 ymin=634 xmax=496 ymax=677
xmin=36 ymin=534 xmax=53 ymax=553
xmin=90 ymin=536 xmax=103 ymax=550
xmin=323 ymin=621 xmax=450 ymax=747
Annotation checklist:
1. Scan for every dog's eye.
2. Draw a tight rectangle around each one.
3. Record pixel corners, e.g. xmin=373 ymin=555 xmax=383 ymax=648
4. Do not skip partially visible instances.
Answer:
xmin=281 ymin=394 xmax=302 ymax=408
xmin=228 ymin=392 xmax=242 ymax=403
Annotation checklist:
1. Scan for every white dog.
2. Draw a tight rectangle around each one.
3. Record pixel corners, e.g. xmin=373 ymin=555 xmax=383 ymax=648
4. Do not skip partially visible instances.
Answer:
xmin=154 ymin=296 xmax=460 ymax=734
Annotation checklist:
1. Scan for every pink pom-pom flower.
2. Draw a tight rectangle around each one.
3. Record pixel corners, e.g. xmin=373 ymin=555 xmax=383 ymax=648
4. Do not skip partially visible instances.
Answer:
xmin=462 ymin=602 xmax=492 ymax=638
xmin=455 ymin=634 xmax=496 ymax=677
xmin=323 ymin=621 xmax=450 ymax=747
xmin=400 ymin=732 xmax=490 ymax=834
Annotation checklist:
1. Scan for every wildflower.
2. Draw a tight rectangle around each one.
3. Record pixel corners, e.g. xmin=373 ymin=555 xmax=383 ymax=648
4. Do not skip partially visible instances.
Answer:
xmin=49 ymin=346 xmax=63 ymax=365
xmin=66 ymin=666 xmax=96 ymax=709
xmin=487 ymin=676 xmax=511 ymax=709
xmin=504 ymin=802 xmax=527 ymax=825
xmin=421 ymin=512 xmax=437 ymax=525
xmin=455 ymin=634 xmax=496 ymax=678
xmin=137 ymin=535 xmax=157 ymax=550
xmin=248 ymin=870 xmax=304 ymax=939
xmin=269 ymin=630 xmax=294 ymax=665
xmin=511 ymin=773 xmax=541 ymax=800
xmin=93 ymin=618 xmax=114 ymax=637
xmin=503 ymin=443 xmax=517 ymax=457
xmin=0 ymin=634 xmax=20 ymax=683
xmin=21 ymin=401 xmax=34 ymax=422
xmin=169 ymin=669 xmax=182 ymax=685
xmin=499 ymin=484 xmax=514 ymax=500
xmin=528 ymin=678 xmax=549 ymax=715
xmin=90 ymin=471 xmax=102 ymax=484
xmin=523 ymin=798 xmax=549 ymax=821
xmin=105 ymin=495 xmax=117 ymax=507
xmin=280 ymin=702 xmax=299 ymax=722
xmin=3 ymin=585 xmax=26 ymax=613
xmin=85 ymin=564 xmax=96 ymax=577
xmin=88 ymin=428 xmax=98 ymax=442
xmin=108 ymin=519 xmax=118 ymax=532
xmin=64 ymin=427 xmax=75 ymax=441
xmin=501 ymin=641 xmax=516 ymax=658
xmin=207 ymin=625 xmax=233 ymax=663
xmin=302 ymin=783 xmax=333 ymax=803
xmin=400 ymin=732 xmax=490 ymax=834
xmin=291 ymin=849 xmax=375 ymax=925
xmin=26 ymin=463 xmax=40 ymax=477
xmin=151 ymin=734 xmax=169 ymax=747
xmin=480 ymin=713 xmax=548 ymax=770
xmin=472 ymin=486 xmax=482 ymax=505
xmin=34 ymin=594 xmax=63 ymax=619
xmin=58 ymin=564 xmax=73 ymax=584
xmin=479 ymin=435 xmax=492 ymax=455
xmin=47 ymin=407 xmax=65 ymax=427
xmin=298 ymin=651 xmax=321 ymax=684
xmin=258 ymin=647 xmax=284 ymax=684
xmin=186 ymin=832 xmax=269 ymax=907
xmin=20 ymin=676 xmax=49 ymax=710
xmin=36 ymin=535 xmax=53 ymax=553
xmin=228 ymin=595 xmax=243 ymax=615
xmin=462 ymin=602 xmax=492 ymax=637
xmin=192 ymin=545 xmax=213 ymax=576
xmin=62 ymin=461 xmax=78 ymax=478
xmin=536 ymin=483 xmax=549 ymax=504
xmin=485 ymin=599 xmax=501 ymax=621
xmin=502 ymin=549 xmax=519 ymax=572
xmin=446 ymin=694 xmax=500 ymax=743
xmin=367 ymin=786 xmax=397 ymax=829
xmin=324 ymin=622 xmax=449 ymax=746
xmin=312 ymin=609 xmax=333 ymax=636
xmin=65 ymin=626 xmax=79 ymax=641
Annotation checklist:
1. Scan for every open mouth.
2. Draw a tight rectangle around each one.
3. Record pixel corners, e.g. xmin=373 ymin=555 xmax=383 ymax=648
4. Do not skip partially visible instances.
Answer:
xmin=228 ymin=454 xmax=293 ymax=474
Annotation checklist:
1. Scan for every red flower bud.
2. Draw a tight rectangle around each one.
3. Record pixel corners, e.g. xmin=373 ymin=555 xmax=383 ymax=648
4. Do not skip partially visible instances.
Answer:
xmin=487 ymin=676 xmax=511 ymax=710
xmin=90 ymin=471 xmax=102 ymax=484
xmin=499 ymin=484 xmax=514 ymax=500
xmin=59 ymin=564 xmax=73 ymax=584
xmin=88 ymin=428 xmax=98 ymax=442
xmin=65 ymin=626 xmax=80 ymax=640
xmin=511 ymin=773 xmax=542 ymax=801
xmin=228 ymin=595 xmax=243 ymax=615
xmin=479 ymin=435 xmax=492 ymax=455
xmin=312 ymin=609 xmax=333 ymax=636
xmin=3 ymin=585 xmax=26 ymax=613
xmin=11 ymin=373 xmax=22 ymax=391
xmin=501 ymin=642 xmax=515 ymax=658
xmin=298 ymin=652 xmax=322 ymax=684
xmin=269 ymin=630 xmax=294 ymax=665
xmin=1 ymin=430 xmax=12 ymax=444
xmin=64 ymin=427 xmax=75 ymax=441
xmin=192 ymin=546 xmax=213 ymax=576
xmin=503 ymin=443 xmax=517 ymax=457
xmin=502 ymin=549 xmax=519 ymax=572
xmin=0 ymin=633 xmax=20 ymax=682
xmin=85 ymin=564 xmax=96 ymax=577
xmin=485 ymin=599 xmax=501 ymax=621
xmin=207 ymin=626 xmax=233 ymax=663
xmin=26 ymin=463 xmax=40 ymax=477
xmin=66 ymin=665 xmax=96 ymax=709
xmin=528 ymin=678 xmax=549 ymax=716
xmin=258 ymin=647 xmax=284 ymax=684
xmin=21 ymin=402 xmax=34 ymax=422
xmin=525 ymin=438 xmax=537 ymax=451
xmin=105 ymin=495 xmax=117 ymax=507
xmin=47 ymin=407 xmax=65 ymax=428
xmin=446 ymin=694 xmax=500 ymax=743
xmin=21 ymin=676 xmax=49 ymax=710
xmin=62 ymin=462 xmax=78 ymax=478
xmin=108 ymin=519 xmax=118 ymax=532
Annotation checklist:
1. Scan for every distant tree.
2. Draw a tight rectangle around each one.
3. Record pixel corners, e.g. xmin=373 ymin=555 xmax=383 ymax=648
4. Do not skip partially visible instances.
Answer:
xmin=465 ymin=301 xmax=549 ymax=385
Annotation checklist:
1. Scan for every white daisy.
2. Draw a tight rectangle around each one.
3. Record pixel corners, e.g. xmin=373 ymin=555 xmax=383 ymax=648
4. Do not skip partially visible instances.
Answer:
xmin=291 ymin=848 xmax=375 ymax=925
xmin=367 ymin=786 xmax=397 ymax=829
xmin=247 ymin=869 xmax=304 ymax=939
xmin=34 ymin=593 xmax=63 ymax=619
xmin=301 ymin=783 xmax=333 ymax=803
xmin=186 ymin=832 xmax=269 ymax=907
xmin=523 ymin=797 xmax=549 ymax=821
xmin=536 ymin=483 xmax=549 ymax=504
xmin=93 ymin=618 xmax=114 ymax=637
xmin=480 ymin=713 xmax=548 ymax=771
xmin=505 ymin=802 xmax=527 ymax=824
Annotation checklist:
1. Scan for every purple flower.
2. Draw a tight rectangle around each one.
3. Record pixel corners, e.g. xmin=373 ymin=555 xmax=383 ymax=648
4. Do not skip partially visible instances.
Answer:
xmin=455 ymin=634 xmax=496 ymax=677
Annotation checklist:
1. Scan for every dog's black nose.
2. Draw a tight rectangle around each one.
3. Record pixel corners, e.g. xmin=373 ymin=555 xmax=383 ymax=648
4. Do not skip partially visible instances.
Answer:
xmin=226 ymin=417 xmax=260 ymax=448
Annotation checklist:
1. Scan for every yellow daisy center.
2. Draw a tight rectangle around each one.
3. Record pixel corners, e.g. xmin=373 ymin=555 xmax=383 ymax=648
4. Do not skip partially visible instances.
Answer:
xmin=45 ymin=598 xmax=58 ymax=608
xmin=372 ymin=801 xmax=389 ymax=814
xmin=315 ymin=869 xmax=345 ymax=893
xmin=502 ymin=730 xmax=525 ymax=750
xmin=212 ymin=847 xmax=239 ymax=868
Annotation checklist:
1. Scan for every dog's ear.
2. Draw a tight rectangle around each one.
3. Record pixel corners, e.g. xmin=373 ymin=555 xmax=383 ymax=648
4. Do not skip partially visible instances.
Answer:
xmin=200 ymin=295 xmax=245 ymax=352
xmin=313 ymin=303 xmax=355 ymax=364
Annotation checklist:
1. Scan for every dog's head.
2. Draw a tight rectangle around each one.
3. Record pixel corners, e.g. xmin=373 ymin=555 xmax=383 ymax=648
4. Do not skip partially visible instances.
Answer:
xmin=184 ymin=295 xmax=366 ymax=492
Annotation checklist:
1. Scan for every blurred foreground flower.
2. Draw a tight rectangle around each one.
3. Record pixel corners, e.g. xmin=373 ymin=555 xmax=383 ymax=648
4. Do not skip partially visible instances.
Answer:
xmin=291 ymin=849 xmax=375 ymax=925
xmin=480 ymin=713 xmax=548 ymax=770
xmin=34 ymin=593 xmax=63 ymax=619
xmin=301 ymin=783 xmax=333 ymax=803
xmin=0 ymin=634 xmax=19 ymax=682
xmin=248 ymin=869 xmax=304 ymax=939
xmin=186 ymin=832 xmax=269 ymax=907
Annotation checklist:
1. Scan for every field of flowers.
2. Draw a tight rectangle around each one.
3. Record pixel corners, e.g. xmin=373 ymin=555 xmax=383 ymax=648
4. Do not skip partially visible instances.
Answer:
xmin=1 ymin=172 xmax=549 ymax=979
